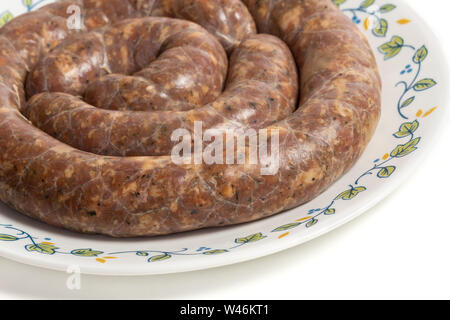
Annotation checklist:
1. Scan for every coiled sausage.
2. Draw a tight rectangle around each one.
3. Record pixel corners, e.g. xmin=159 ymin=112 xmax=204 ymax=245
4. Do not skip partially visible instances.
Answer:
xmin=0 ymin=0 xmax=381 ymax=237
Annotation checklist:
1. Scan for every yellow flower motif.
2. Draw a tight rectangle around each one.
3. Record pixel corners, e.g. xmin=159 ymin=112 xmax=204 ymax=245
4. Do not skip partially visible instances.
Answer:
xmin=296 ymin=216 xmax=312 ymax=222
xmin=416 ymin=107 xmax=437 ymax=118
xmin=423 ymin=107 xmax=437 ymax=117
xmin=397 ymin=19 xmax=411 ymax=25
xmin=278 ymin=232 xmax=290 ymax=239
xmin=364 ymin=17 xmax=370 ymax=31
xmin=0 ymin=11 xmax=13 ymax=27
xmin=95 ymin=256 xmax=117 ymax=263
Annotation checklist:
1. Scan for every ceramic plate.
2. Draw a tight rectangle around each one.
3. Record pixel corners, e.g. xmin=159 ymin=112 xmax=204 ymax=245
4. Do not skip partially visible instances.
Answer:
xmin=0 ymin=0 xmax=448 ymax=275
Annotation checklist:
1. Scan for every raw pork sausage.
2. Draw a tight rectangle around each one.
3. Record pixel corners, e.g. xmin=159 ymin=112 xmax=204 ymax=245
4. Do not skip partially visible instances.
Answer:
xmin=0 ymin=0 xmax=381 ymax=237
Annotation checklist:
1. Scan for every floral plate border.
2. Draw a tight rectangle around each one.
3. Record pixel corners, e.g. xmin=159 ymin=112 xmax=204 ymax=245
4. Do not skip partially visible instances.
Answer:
xmin=0 ymin=0 xmax=447 ymax=274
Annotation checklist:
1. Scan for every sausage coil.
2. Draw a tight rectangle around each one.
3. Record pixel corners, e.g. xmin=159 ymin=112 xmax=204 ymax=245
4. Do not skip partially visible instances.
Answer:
xmin=0 ymin=0 xmax=381 ymax=237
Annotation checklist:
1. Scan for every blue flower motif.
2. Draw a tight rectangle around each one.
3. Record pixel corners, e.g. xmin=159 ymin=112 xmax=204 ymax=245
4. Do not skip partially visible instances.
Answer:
xmin=400 ymin=64 xmax=413 ymax=75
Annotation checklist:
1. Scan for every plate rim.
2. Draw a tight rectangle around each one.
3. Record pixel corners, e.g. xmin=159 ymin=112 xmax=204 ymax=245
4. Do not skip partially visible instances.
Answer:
xmin=0 ymin=0 xmax=448 ymax=276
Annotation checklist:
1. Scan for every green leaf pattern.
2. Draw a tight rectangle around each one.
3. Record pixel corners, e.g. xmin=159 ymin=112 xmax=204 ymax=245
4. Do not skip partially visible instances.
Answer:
xmin=148 ymin=254 xmax=172 ymax=262
xmin=306 ymin=219 xmax=318 ymax=228
xmin=413 ymin=79 xmax=437 ymax=91
xmin=25 ymin=243 xmax=58 ymax=255
xmin=377 ymin=166 xmax=396 ymax=178
xmin=0 ymin=11 xmax=13 ymax=27
xmin=71 ymin=248 xmax=104 ymax=257
xmin=203 ymin=249 xmax=228 ymax=255
xmin=373 ymin=18 xmax=388 ymax=37
xmin=0 ymin=234 xmax=18 ymax=241
xmin=391 ymin=138 xmax=421 ymax=158
xmin=360 ymin=0 xmax=375 ymax=8
xmin=335 ymin=187 xmax=367 ymax=200
xmin=379 ymin=4 xmax=396 ymax=13
xmin=378 ymin=36 xmax=404 ymax=60
xmin=413 ymin=46 xmax=428 ymax=63
xmin=394 ymin=120 xmax=419 ymax=138
xmin=272 ymin=222 xmax=302 ymax=232
xmin=332 ymin=0 xmax=348 ymax=7
xmin=235 ymin=233 xmax=267 ymax=244
xmin=401 ymin=96 xmax=415 ymax=109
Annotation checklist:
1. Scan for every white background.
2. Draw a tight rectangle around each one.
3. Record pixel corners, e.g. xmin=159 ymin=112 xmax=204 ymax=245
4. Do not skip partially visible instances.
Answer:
xmin=0 ymin=0 xmax=449 ymax=300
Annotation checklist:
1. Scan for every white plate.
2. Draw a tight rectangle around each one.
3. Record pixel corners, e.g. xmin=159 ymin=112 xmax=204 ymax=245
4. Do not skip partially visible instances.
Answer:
xmin=0 ymin=0 xmax=448 ymax=275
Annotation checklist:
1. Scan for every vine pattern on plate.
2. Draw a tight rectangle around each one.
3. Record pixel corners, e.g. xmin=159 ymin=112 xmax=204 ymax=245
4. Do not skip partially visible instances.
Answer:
xmin=0 ymin=224 xmax=267 ymax=263
xmin=334 ymin=0 xmax=397 ymax=37
xmin=271 ymin=0 xmax=438 ymax=237
xmin=0 ymin=0 xmax=441 ymax=264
